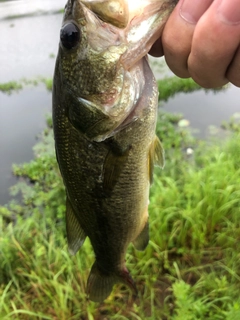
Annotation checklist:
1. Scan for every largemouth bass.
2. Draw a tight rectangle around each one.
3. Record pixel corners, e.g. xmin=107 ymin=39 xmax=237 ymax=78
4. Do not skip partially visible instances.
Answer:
xmin=53 ymin=0 xmax=177 ymax=302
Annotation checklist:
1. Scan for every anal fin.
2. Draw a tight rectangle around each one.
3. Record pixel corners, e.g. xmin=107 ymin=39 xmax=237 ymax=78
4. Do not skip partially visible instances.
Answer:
xmin=66 ymin=197 xmax=86 ymax=255
xmin=133 ymin=221 xmax=149 ymax=251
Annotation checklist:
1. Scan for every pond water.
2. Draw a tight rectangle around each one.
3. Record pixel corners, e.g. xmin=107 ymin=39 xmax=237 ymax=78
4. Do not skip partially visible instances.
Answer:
xmin=0 ymin=0 xmax=239 ymax=205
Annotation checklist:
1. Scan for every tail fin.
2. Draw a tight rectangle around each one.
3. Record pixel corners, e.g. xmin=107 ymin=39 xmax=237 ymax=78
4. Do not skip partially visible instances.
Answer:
xmin=86 ymin=261 xmax=137 ymax=302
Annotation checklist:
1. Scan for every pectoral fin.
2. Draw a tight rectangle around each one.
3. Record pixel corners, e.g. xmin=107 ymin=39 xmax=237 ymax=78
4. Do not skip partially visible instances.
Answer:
xmin=149 ymin=135 xmax=165 ymax=184
xmin=103 ymin=147 xmax=130 ymax=194
xmin=66 ymin=197 xmax=86 ymax=255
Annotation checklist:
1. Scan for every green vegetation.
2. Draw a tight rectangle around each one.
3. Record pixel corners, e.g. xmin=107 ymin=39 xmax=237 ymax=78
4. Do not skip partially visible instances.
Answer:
xmin=49 ymin=53 xmax=56 ymax=59
xmin=1 ymin=77 xmax=240 ymax=319
xmin=41 ymin=78 xmax=53 ymax=92
xmin=0 ymin=78 xmax=53 ymax=95
xmin=222 ymin=112 xmax=240 ymax=134
xmin=57 ymin=8 xmax=65 ymax=14
xmin=0 ymin=81 xmax=23 ymax=94
xmin=157 ymin=77 xmax=226 ymax=102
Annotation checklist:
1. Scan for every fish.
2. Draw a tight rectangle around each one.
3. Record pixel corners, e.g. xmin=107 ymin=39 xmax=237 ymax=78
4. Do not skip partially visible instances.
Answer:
xmin=52 ymin=0 xmax=178 ymax=302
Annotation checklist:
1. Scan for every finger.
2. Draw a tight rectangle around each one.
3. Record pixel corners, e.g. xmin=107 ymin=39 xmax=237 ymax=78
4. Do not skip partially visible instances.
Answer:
xmin=188 ymin=0 xmax=240 ymax=88
xmin=227 ymin=46 xmax=240 ymax=87
xmin=162 ymin=0 xmax=213 ymax=78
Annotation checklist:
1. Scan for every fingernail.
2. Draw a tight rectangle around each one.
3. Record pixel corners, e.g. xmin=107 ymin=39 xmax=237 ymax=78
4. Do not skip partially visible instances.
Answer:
xmin=218 ymin=0 xmax=240 ymax=25
xmin=180 ymin=0 xmax=213 ymax=24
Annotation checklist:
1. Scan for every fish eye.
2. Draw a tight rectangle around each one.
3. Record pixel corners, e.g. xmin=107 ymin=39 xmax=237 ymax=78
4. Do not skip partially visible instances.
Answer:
xmin=60 ymin=22 xmax=81 ymax=50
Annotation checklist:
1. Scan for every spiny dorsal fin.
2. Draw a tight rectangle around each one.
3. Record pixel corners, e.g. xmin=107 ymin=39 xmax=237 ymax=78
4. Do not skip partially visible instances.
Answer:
xmin=149 ymin=135 xmax=165 ymax=184
xmin=66 ymin=197 xmax=86 ymax=255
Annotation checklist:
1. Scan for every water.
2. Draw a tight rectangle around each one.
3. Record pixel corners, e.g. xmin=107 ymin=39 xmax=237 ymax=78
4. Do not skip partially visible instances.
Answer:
xmin=0 ymin=0 xmax=65 ymax=20
xmin=0 ymin=0 xmax=65 ymax=204
xmin=0 ymin=86 xmax=51 ymax=203
xmin=165 ymin=85 xmax=240 ymax=137
xmin=0 ymin=8 xmax=65 ymax=82
xmin=0 ymin=0 xmax=239 ymax=205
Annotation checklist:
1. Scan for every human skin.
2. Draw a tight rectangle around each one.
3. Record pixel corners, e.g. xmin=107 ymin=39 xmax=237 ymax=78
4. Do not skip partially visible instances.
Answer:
xmin=150 ymin=0 xmax=240 ymax=88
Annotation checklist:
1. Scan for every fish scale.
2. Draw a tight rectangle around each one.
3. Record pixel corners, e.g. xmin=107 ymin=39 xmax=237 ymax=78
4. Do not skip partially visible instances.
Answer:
xmin=53 ymin=0 xmax=178 ymax=302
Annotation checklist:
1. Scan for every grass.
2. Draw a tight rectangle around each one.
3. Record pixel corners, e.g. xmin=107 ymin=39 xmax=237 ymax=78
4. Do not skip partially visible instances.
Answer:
xmin=1 ymin=77 xmax=240 ymax=319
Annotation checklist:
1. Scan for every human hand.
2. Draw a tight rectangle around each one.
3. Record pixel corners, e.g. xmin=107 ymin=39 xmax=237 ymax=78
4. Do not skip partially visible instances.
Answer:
xmin=150 ymin=0 xmax=240 ymax=88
